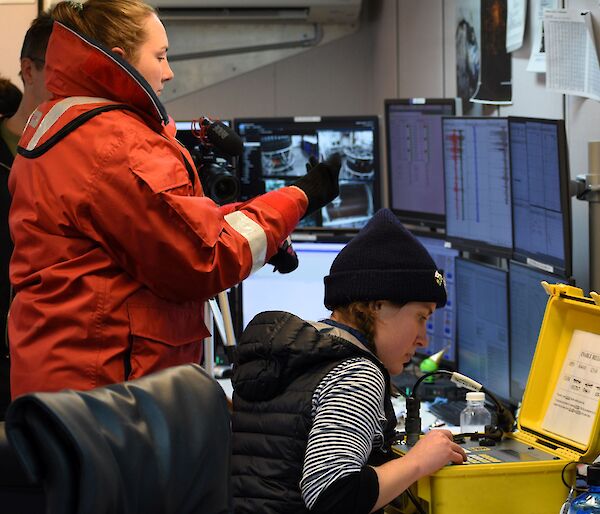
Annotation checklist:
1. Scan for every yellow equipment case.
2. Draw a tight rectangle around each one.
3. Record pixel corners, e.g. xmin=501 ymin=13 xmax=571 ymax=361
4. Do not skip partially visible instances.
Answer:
xmin=392 ymin=283 xmax=600 ymax=514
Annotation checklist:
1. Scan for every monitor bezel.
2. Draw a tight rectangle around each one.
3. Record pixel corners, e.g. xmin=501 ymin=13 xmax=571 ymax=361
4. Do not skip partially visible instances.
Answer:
xmin=442 ymin=116 xmax=514 ymax=259
xmin=233 ymin=115 xmax=381 ymax=234
xmin=507 ymin=116 xmax=573 ymax=279
xmin=384 ymin=98 xmax=458 ymax=231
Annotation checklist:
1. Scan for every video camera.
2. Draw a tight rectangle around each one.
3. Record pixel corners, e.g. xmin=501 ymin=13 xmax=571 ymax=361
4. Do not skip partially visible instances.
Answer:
xmin=187 ymin=117 xmax=242 ymax=205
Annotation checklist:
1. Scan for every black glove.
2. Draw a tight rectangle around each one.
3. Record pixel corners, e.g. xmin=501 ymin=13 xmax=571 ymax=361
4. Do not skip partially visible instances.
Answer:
xmin=292 ymin=153 xmax=342 ymax=218
xmin=267 ymin=237 xmax=299 ymax=274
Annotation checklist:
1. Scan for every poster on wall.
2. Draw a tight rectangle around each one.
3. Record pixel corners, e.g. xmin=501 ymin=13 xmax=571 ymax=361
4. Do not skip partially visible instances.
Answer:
xmin=471 ymin=0 xmax=512 ymax=104
xmin=456 ymin=0 xmax=483 ymax=115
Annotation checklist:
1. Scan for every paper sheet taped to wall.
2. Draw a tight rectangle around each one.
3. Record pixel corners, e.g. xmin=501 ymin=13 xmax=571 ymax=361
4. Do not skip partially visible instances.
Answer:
xmin=543 ymin=8 xmax=600 ymax=101
xmin=542 ymin=329 xmax=600 ymax=446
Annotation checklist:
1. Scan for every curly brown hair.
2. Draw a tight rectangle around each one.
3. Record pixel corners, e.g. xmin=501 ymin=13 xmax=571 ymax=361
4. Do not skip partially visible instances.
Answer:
xmin=333 ymin=301 xmax=378 ymax=353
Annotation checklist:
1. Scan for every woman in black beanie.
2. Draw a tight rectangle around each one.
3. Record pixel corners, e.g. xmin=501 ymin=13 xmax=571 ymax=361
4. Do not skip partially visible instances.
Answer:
xmin=231 ymin=208 xmax=466 ymax=514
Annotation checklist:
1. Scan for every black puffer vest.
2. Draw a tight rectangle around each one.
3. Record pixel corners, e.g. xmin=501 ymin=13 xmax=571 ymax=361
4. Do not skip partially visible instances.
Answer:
xmin=231 ymin=311 xmax=397 ymax=514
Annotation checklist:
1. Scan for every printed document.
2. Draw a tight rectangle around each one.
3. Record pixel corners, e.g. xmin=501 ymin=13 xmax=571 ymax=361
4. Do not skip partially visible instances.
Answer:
xmin=544 ymin=8 xmax=600 ymax=101
xmin=542 ymin=330 xmax=600 ymax=446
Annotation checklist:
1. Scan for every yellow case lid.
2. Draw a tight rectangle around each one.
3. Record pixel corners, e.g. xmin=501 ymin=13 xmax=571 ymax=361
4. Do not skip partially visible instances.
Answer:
xmin=518 ymin=283 xmax=600 ymax=460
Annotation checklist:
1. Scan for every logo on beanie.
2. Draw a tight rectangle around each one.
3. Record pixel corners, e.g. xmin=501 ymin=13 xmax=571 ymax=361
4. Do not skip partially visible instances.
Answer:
xmin=434 ymin=270 xmax=445 ymax=288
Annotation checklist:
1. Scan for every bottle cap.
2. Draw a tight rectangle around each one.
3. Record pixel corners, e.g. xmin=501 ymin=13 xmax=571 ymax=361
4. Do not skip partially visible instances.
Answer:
xmin=466 ymin=392 xmax=485 ymax=402
xmin=588 ymin=464 xmax=600 ymax=486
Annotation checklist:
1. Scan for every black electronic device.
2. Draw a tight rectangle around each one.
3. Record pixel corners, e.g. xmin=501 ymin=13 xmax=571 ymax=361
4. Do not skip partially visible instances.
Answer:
xmin=455 ymin=258 xmax=511 ymax=404
xmin=508 ymin=116 xmax=572 ymax=278
xmin=414 ymin=234 xmax=458 ymax=367
xmin=240 ymin=240 xmax=349 ymax=329
xmin=234 ymin=116 xmax=381 ymax=232
xmin=385 ymin=98 xmax=457 ymax=230
xmin=442 ymin=117 xmax=513 ymax=257
xmin=175 ymin=119 xmax=241 ymax=205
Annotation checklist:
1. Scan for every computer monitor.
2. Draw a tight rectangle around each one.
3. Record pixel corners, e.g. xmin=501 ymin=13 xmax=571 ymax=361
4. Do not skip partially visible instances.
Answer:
xmin=509 ymin=117 xmax=572 ymax=277
xmin=385 ymin=98 xmax=457 ymax=229
xmin=241 ymin=241 xmax=347 ymax=328
xmin=234 ymin=116 xmax=381 ymax=231
xmin=443 ymin=117 xmax=513 ymax=257
xmin=455 ymin=258 xmax=510 ymax=401
xmin=508 ymin=260 xmax=565 ymax=404
xmin=415 ymin=235 xmax=459 ymax=366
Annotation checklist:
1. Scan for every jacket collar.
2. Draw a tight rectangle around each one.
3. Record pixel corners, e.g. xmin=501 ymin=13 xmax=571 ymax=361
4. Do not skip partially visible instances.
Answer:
xmin=45 ymin=22 xmax=169 ymax=131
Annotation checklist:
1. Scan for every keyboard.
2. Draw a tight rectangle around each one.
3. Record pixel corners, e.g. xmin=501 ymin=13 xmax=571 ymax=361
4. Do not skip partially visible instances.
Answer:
xmin=427 ymin=400 xmax=467 ymax=427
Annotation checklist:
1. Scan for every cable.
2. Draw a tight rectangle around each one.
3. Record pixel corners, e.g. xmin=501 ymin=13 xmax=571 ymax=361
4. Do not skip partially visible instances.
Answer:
xmin=405 ymin=487 xmax=427 ymax=514
xmin=562 ymin=461 xmax=578 ymax=490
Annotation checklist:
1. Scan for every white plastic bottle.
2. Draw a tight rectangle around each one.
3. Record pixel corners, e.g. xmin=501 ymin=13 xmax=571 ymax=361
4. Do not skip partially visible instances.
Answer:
xmin=460 ymin=392 xmax=491 ymax=434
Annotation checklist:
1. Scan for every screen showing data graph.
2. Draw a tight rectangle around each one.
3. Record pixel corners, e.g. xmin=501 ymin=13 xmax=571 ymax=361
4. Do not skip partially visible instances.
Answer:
xmin=443 ymin=117 xmax=513 ymax=256
xmin=509 ymin=117 xmax=571 ymax=277
xmin=385 ymin=99 xmax=456 ymax=229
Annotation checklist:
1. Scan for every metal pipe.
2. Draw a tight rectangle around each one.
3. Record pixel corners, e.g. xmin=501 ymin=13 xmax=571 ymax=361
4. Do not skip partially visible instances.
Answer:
xmin=588 ymin=141 xmax=600 ymax=293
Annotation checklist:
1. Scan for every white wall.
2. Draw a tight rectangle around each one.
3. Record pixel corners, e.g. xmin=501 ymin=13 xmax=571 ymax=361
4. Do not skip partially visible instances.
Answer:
xmin=0 ymin=2 xmax=37 ymax=87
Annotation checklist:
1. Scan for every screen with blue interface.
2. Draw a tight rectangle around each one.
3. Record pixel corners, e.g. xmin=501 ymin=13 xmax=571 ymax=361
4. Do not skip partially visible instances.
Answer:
xmin=241 ymin=241 xmax=346 ymax=328
xmin=456 ymin=258 xmax=510 ymax=400
xmin=235 ymin=116 xmax=380 ymax=231
xmin=443 ymin=117 xmax=513 ymax=256
xmin=385 ymin=99 xmax=456 ymax=229
xmin=416 ymin=236 xmax=459 ymax=364
xmin=509 ymin=261 xmax=557 ymax=403
xmin=509 ymin=117 xmax=571 ymax=277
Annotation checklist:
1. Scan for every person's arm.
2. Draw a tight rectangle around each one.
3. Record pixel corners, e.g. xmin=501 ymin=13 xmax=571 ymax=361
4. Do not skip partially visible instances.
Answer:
xmin=301 ymin=358 xmax=466 ymax=514
xmin=80 ymin=121 xmax=308 ymax=302
xmin=370 ymin=429 xmax=467 ymax=512
xmin=301 ymin=358 xmax=386 ymax=513
xmin=82 ymin=119 xmax=340 ymax=302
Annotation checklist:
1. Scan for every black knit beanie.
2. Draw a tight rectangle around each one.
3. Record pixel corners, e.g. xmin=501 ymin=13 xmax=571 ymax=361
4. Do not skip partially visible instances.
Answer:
xmin=324 ymin=209 xmax=447 ymax=309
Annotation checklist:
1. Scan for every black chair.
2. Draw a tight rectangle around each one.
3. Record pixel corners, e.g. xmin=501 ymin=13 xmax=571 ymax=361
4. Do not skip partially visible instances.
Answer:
xmin=3 ymin=363 xmax=231 ymax=514
xmin=0 ymin=421 xmax=45 ymax=513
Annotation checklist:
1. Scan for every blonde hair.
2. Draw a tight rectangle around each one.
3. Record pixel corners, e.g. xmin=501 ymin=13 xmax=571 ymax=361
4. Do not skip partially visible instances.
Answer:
xmin=50 ymin=0 xmax=155 ymax=63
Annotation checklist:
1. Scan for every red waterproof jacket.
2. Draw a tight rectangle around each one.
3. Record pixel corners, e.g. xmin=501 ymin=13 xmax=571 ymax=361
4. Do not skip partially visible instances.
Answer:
xmin=8 ymin=22 xmax=307 ymax=397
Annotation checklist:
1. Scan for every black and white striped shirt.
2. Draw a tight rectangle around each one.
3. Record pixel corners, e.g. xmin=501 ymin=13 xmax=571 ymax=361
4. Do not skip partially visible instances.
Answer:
xmin=300 ymin=356 xmax=387 ymax=509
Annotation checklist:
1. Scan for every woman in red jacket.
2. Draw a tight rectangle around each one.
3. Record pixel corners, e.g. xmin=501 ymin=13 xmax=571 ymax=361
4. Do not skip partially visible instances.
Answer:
xmin=8 ymin=0 xmax=340 ymax=397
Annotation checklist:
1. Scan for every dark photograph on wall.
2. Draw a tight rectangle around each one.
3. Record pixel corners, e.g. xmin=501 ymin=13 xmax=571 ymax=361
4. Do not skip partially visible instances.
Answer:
xmin=455 ymin=0 xmax=482 ymax=115
xmin=471 ymin=0 xmax=512 ymax=105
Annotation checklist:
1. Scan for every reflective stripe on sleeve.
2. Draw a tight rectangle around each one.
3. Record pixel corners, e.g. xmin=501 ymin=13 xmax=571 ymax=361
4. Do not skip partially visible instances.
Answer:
xmin=26 ymin=96 xmax=112 ymax=151
xmin=224 ymin=211 xmax=268 ymax=275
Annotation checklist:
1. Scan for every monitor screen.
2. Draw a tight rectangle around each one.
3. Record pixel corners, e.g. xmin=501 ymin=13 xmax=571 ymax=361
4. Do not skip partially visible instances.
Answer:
xmin=385 ymin=99 xmax=456 ymax=229
xmin=509 ymin=117 xmax=572 ymax=277
xmin=415 ymin=235 xmax=459 ymax=365
xmin=241 ymin=241 xmax=346 ymax=328
xmin=455 ymin=258 xmax=510 ymax=401
xmin=234 ymin=116 xmax=380 ymax=231
xmin=509 ymin=260 xmax=561 ymax=404
xmin=443 ymin=117 xmax=513 ymax=256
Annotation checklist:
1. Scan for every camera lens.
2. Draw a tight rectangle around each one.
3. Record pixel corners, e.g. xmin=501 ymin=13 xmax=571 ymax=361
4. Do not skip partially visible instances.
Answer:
xmin=201 ymin=162 xmax=241 ymax=205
